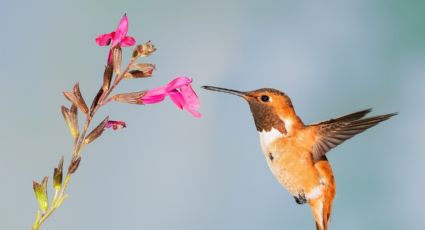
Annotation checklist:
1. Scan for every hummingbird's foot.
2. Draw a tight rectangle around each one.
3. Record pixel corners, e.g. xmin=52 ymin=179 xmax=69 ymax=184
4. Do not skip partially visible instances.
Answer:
xmin=294 ymin=192 xmax=307 ymax=205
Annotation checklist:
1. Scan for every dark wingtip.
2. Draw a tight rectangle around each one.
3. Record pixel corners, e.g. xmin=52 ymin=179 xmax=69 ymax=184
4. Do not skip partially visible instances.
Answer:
xmin=380 ymin=112 xmax=398 ymax=121
xmin=376 ymin=112 xmax=398 ymax=121
xmin=388 ymin=112 xmax=398 ymax=117
xmin=330 ymin=108 xmax=373 ymax=123
xmin=350 ymin=111 xmax=398 ymax=127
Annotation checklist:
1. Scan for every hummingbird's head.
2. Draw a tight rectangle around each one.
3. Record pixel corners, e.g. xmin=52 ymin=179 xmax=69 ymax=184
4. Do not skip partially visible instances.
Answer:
xmin=202 ymin=86 xmax=301 ymax=134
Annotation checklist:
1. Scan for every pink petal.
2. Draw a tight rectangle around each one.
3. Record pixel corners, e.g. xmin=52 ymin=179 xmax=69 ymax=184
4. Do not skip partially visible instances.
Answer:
xmin=95 ymin=32 xmax=115 ymax=46
xmin=120 ymin=36 xmax=136 ymax=47
xmin=168 ymin=77 xmax=201 ymax=117
xmin=143 ymin=85 xmax=168 ymax=98
xmin=180 ymin=84 xmax=200 ymax=110
xmin=180 ymin=85 xmax=201 ymax=117
xmin=106 ymin=120 xmax=127 ymax=130
xmin=168 ymin=90 xmax=185 ymax=109
xmin=141 ymin=94 xmax=167 ymax=104
xmin=140 ymin=77 xmax=201 ymax=117
xmin=185 ymin=108 xmax=202 ymax=118
xmin=165 ymin=77 xmax=192 ymax=91
xmin=112 ymin=14 xmax=129 ymax=46
xmin=140 ymin=78 xmax=188 ymax=105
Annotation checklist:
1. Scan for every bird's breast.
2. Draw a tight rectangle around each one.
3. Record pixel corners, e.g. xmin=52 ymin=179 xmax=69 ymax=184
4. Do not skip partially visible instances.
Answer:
xmin=258 ymin=128 xmax=287 ymax=177
xmin=258 ymin=129 xmax=324 ymax=197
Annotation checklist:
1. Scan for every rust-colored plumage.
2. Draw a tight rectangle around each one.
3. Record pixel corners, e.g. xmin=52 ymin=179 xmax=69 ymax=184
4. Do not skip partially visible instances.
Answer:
xmin=202 ymin=85 xmax=396 ymax=230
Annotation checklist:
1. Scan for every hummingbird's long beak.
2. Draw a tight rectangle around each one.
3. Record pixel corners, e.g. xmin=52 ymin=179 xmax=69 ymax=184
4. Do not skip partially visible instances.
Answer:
xmin=202 ymin=85 xmax=246 ymax=97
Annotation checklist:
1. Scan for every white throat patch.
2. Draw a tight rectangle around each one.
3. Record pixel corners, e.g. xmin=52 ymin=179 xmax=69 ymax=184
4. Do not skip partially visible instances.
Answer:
xmin=259 ymin=128 xmax=285 ymax=153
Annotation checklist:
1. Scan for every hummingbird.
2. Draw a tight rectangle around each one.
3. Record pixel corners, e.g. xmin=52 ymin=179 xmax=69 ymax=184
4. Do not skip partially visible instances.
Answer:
xmin=202 ymin=85 xmax=396 ymax=230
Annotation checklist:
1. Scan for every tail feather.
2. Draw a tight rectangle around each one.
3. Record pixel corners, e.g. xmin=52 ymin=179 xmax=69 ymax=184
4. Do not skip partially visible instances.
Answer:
xmin=310 ymin=196 xmax=333 ymax=230
xmin=311 ymin=158 xmax=335 ymax=230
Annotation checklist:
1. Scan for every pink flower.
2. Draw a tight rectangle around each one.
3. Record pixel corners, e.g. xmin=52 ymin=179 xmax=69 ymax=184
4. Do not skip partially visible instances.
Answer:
xmin=95 ymin=14 xmax=136 ymax=63
xmin=142 ymin=77 xmax=201 ymax=118
xmin=105 ymin=120 xmax=127 ymax=130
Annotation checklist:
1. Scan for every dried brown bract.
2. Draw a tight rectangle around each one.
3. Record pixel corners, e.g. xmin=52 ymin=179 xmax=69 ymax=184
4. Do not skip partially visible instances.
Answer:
xmin=84 ymin=117 xmax=109 ymax=144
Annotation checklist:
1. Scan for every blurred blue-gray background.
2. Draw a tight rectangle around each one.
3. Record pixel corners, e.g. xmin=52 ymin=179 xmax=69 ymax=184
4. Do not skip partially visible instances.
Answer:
xmin=1 ymin=0 xmax=424 ymax=229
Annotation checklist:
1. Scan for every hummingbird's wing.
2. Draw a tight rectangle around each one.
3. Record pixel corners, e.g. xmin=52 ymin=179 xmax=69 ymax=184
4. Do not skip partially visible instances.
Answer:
xmin=310 ymin=109 xmax=396 ymax=162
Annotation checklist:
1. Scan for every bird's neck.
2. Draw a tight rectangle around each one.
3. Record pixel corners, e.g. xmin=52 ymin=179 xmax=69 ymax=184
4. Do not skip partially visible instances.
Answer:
xmin=257 ymin=107 xmax=304 ymax=157
xmin=250 ymin=104 xmax=304 ymax=135
xmin=277 ymin=107 xmax=304 ymax=135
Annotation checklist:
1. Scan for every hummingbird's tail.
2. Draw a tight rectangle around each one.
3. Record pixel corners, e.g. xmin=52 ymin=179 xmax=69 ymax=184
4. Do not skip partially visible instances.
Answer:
xmin=309 ymin=195 xmax=333 ymax=230
xmin=309 ymin=159 xmax=336 ymax=230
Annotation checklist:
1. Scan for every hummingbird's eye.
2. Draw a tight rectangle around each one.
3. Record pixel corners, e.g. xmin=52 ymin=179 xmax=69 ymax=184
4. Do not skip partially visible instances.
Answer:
xmin=260 ymin=95 xmax=271 ymax=102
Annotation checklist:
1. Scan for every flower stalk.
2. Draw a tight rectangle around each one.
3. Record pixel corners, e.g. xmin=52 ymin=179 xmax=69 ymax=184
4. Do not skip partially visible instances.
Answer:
xmin=31 ymin=14 xmax=200 ymax=230
xmin=32 ymin=48 xmax=141 ymax=230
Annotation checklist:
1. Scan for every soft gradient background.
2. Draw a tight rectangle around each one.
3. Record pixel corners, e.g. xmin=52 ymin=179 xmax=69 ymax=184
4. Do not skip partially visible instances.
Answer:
xmin=1 ymin=0 xmax=424 ymax=229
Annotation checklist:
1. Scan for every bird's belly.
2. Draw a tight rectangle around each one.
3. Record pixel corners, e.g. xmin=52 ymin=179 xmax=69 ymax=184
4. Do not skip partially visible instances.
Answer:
xmin=261 ymin=140 xmax=322 ymax=197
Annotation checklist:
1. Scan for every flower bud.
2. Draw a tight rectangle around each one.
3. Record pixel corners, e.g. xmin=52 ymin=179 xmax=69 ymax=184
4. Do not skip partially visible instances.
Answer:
xmin=53 ymin=156 xmax=64 ymax=190
xmin=33 ymin=177 xmax=49 ymax=212
xmin=68 ymin=156 xmax=81 ymax=174
xmin=133 ymin=41 xmax=156 ymax=58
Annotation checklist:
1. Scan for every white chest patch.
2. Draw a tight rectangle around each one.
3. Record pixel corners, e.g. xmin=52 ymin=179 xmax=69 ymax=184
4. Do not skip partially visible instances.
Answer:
xmin=259 ymin=128 xmax=285 ymax=153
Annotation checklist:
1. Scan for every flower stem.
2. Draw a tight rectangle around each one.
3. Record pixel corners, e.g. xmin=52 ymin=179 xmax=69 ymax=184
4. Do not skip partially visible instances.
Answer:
xmin=31 ymin=49 xmax=140 ymax=230
xmin=98 ymin=56 xmax=138 ymax=108
xmin=32 ymin=119 xmax=91 ymax=230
